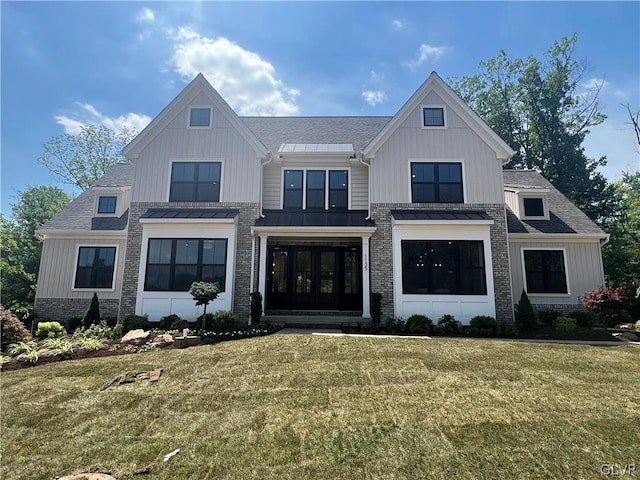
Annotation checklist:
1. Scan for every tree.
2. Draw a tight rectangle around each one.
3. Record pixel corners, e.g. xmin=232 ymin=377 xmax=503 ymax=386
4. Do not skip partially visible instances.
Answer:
xmin=0 ymin=186 xmax=71 ymax=313
xmin=37 ymin=125 xmax=136 ymax=191
xmin=450 ymin=34 xmax=611 ymax=222
xmin=189 ymin=281 xmax=220 ymax=330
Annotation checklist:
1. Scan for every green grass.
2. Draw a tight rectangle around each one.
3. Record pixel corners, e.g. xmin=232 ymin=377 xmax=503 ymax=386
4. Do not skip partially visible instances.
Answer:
xmin=1 ymin=334 xmax=639 ymax=479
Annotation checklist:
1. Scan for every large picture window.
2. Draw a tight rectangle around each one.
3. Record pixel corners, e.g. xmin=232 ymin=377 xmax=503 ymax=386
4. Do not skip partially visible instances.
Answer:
xmin=523 ymin=250 xmax=568 ymax=294
xmin=401 ymin=240 xmax=486 ymax=295
xmin=74 ymin=247 xmax=116 ymax=288
xmin=169 ymin=162 xmax=221 ymax=202
xmin=144 ymin=238 xmax=227 ymax=291
xmin=283 ymin=169 xmax=349 ymax=210
xmin=411 ymin=162 xmax=463 ymax=203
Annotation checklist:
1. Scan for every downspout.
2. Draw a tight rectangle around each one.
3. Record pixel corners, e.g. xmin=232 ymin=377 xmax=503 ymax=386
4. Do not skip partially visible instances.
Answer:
xmin=358 ymin=153 xmax=371 ymax=220
xmin=259 ymin=152 xmax=274 ymax=218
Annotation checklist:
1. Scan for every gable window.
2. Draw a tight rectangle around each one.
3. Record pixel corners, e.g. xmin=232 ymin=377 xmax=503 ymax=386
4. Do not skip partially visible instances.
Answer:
xmin=329 ymin=170 xmax=348 ymax=210
xmin=145 ymin=238 xmax=227 ymax=292
xmin=306 ymin=170 xmax=325 ymax=210
xmin=74 ymin=247 xmax=116 ymax=289
xmin=169 ymin=162 xmax=221 ymax=202
xmin=523 ymin=197 xmax=544 ymax=217
xmin=401 ymin=240 xmax=486 ymax=295
xmin=523 ymin=250 xmax=568 ymax=294
xmin=189 ymin=107 xmax=211 ymax=127
xmin=283 ymin=170 xmax=303 ymax=209
xmin=411 ymin=162 xmax=463 ymax=203
xmin=97 ymin=196 xmax=117 ymax=214
xmin=423 ymin=107 xmax=445 ymax=127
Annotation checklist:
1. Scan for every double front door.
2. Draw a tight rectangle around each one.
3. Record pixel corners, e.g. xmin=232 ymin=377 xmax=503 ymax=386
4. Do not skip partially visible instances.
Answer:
xmin=267 ymin=245 xmax=362 ymax=311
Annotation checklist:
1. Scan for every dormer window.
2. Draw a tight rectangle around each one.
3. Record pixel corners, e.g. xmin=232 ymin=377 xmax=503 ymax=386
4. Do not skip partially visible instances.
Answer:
xmin=97 ymin=196 xmax=117 ymax=214
xmin=504 ymin=186 xmax=550 ymax=220
xmin=422 ymin=107 xmax=445 ymax=127
xmin=189 ymin=107 xmax=211 ymax=127
xmin=523 ymin=197 xmax=544 ymax=217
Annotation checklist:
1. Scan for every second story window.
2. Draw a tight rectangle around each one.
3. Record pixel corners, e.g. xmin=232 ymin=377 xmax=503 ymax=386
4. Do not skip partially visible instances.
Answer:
xmin=306 ymin=171 xmax=325 ymax=210
xmin=523 ymin=197 xmax=545 ymax=217
xmin=329 ymin=170 xmax=348 ymax=210
xmin=411 ymin=162 xmax=463 ymax=203
xmin=189 ymin=107 xmax=211 ymax=127
xmin=423 ymin=107 xmax=445 ymax=127
xmin=283 ymin=170 xmax=303 ymax=209
xmin=169 ymin=162 xmax=221 ymax=202
xmin=97 ymin=196 xmax=117 ymax=214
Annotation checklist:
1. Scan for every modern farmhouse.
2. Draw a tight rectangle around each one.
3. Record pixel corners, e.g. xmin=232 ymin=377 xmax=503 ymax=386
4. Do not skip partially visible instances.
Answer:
xmin=35 ymin=72 xmax=608 ymax=325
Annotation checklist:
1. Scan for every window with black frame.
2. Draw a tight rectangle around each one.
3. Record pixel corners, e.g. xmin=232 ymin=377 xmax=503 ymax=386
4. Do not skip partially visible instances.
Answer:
xmin=523 ymin=250 xmax=567 ymax=294
xmin=329 ymin=170 xmax=348 ymax=210
xmin=411 ymin=162 xmax=463 ymax=203
xmin=169 ymin=162 xmax=221 ymax=202
xmin=306 ymin=170 xmax=325 ymax=210
xmin=283 ymin=170 xmax=303 ymax=209
xmin=74 ymin=247 xmax=116 ymax=288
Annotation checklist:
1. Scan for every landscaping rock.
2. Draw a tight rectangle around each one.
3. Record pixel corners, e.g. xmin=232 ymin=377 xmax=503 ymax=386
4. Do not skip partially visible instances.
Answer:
xmin=150 ymin=333 xmax=174 ymax=347
xmin=618 ymin=332 xmax=639 ymax=342
xmin=615 ymin=323 xmax=634 ymax=330
xmin=175 ymin=335 xmax=201 ymax=349
xmin=121 ymin=329 xmax=151 ymax=346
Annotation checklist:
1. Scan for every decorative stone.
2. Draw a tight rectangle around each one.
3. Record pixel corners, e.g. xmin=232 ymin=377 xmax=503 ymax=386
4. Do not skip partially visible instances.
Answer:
xmin=174 ymin=335 xmax=201 ymax=349
xmin=150 ymin=334 xmax=174 ymax=347
xmin=615 ymin=323 xmax=634 ymax=330
xmin=121 ymin=329 xmax=151 ymax=346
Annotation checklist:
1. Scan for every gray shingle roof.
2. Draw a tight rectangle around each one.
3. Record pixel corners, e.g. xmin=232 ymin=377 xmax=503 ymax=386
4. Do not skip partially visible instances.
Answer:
xmin=39 ymin=163 xmax=133 ymax=232
xmin=240 ymin=117 xmax=391 ymax=154
xmin=503 ymin=170 xmax=606 ymax=237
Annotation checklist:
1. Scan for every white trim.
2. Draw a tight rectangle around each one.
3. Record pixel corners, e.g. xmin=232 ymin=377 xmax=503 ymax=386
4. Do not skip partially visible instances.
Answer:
xmin=37 ymin=230 xmax=126 ymax=240
xmin=139 ymin=217 xmax=236 ymax=224
xmin=252 ymin=226 xmax=375 ymax=237
xmin=94 ymin=194 xmax=119 ymax=217
xmin=167 ymin=159 xmax=224 ymax=203
xmin=518 ymin=193 xmax=550 ymax=221
xmin=393 ymin=219 xmax=494 ymax=226
xmin=407 ymin=159 xmax=467 ymax=204
xmin=71 ymin=243 xmax=119 ymax=292
xmin=508 ymin=234 xmax=607 ymax=242
xmin=520 ymin=247 xmax=571 ymax=297
xmin=280 ymin=166 xmax=352 ymax=211
xmin=504 ymin=187 xmax=550 ymax=194
xmin=420 ymin=104 xmax=447 ymax=129
xmin=187 ymin=106 xmax=213 ymax=129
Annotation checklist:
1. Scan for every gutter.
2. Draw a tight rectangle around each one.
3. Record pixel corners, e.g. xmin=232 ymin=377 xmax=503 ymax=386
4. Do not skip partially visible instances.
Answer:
xmin=358 ymin=153 xmax=371 ymax=220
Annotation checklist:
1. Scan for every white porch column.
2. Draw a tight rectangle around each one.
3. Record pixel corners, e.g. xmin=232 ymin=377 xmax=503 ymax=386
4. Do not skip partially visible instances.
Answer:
xmin=361 ymin=235 xmax=371 ymax=318
xmin=258 ymin=235 xmax=268 ymax=307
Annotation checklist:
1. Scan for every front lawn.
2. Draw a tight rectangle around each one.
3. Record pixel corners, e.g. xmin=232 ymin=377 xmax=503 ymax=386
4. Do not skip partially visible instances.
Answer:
xmin=1 ymin=335 xmax=638 ymax=479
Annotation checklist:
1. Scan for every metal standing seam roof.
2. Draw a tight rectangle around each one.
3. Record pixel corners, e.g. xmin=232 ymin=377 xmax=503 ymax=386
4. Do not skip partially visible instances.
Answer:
xmin=391 ymin=210 xmax=492 ymax=221
xmin=141 ymin=208 xmax=240 ymax=219
xmin=256 ymin=210 xmax=374 ymax=227
xmin=278 ymin=143 xmax=355 ymax=154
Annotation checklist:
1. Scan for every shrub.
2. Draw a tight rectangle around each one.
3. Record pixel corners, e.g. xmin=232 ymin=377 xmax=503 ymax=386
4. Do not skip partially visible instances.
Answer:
xmin=1 ymin=305 xmax=31 ymax=350
xmin=198 ymin=310 xmax=238 ymax=332
xmin=580 ymin=285 xmax=629 ymax=327
xmin=123 ymin=314 xmax=149 ymax=333
xmin=384 ymin=316 xmax=404 ymax=333
xmin=405 ymin=314 xmax=432 ymax=334
xmin=189 ymin=281 xmax=220 ymax=329
xmin=497 ymin=321 xmax=519 ymax=337
xmin=536 ymin=310 xmax=561 ymax=327
xmin=516 ymin=290 xmax=538 ymax=331
xmin=370 ymin=293 xmax=383 ymax=329
xmin=554 ymin=316 xmax=577 ymax=333
xmin=437 ymin=314 xmax=460 ymax=335
xmin=35 ymin=321 xmax=67 ymax=339
xmin=470 ymin=315 xmax=498 ymax=331
xmin=635 ymin=320 xmax=640 ymax=332
xmin=74 ymin=320 xmax=116 ymax=340
xmin=65 ymin=317 xmax=84 ymax=333
xmin=159 ymin=314 xmax=181 ymax=330
xmin=250 ymin=291 xmax=263 ymax=324
xmin=568 ymin=310 xmax=595 ymax=328
xmin=82 ymin=293 xmax=101 ymax=327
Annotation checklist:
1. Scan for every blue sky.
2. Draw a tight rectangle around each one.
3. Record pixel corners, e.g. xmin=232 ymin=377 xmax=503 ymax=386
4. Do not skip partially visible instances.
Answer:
xmin=2 ymin=1 xmax=639 ymax=217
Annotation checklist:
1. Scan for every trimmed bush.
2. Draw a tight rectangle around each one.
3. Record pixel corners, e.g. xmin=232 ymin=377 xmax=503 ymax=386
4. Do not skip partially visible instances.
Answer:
xmin=537 ymin=310 xmax=561 ymax=327
xmin=516 ymin=290 xmax=538 ymax=331
xmin=497 ymin=321 xmax=519 ymax=337
xmin=159 ymin=314 xmax=181 ymax=330
xmin=250 ymin=291 xmax=263 ymax=324
xmin=197 ymin=310 xmax=238 ymax=332
xmin=437 ymin=314 xmax=460 ymax=335
xmin=568 ymin=310 xmax=595 ymax=328
xmin=73 ymin=320 xmax=116 ymax=340
xmin=370 ymin=293 xmax=382 ymax=329
xmin=635 ymin=320 xmax=640 ymax=332
xmin=82 ymin=293 xmax=101 ymax=327
xmin=123 ymin=314 xmax=149 ymax=333
xmin=64 ymin=317 xmax=84 ymax=333
xmin=35 ymin=321 xmax=67 ymax=339
xmin=554 ymin=316 xmax=577 ymax=333
xmin=580 ymin=285 xmax=629 ymax=327
xmin=470 ymin=315 xmax=498 ymax=330
xmin=1 ymin=305 xmax=31 ymax=350
xmin=405 ymin=314 xmax=432 ymax=334
xmin=189 ymin=281 xmax=220 ymax=330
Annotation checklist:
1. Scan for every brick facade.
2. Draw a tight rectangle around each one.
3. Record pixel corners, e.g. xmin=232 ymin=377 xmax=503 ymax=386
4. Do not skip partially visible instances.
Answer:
xmin=35 ymin=297 xmax=120 ymax=322
xmin=369 ymin=203 xmax=515 ymax=323
xmin=118 ymin=202 xmax=260 ymax=322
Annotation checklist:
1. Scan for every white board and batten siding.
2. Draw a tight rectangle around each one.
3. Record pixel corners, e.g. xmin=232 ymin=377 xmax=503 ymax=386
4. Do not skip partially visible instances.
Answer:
xmin=509 ymin=239 xmax=605 ymax=305
xmin=132 ymin=91 xmax=263 ymax=204
xmin=36 ymin=237 xmax=127 ymax=300
xmin=370 ymin=90 xmax=504 ymax=205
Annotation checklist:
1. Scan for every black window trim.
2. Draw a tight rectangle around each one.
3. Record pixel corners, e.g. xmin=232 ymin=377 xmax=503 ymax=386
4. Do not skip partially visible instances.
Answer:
xmin=169 ymin=161 xmax=222 ymax=203
xmin=97 ymin=195 xmax=118 ymax=215
xmin=73 ymin=245 xmax=117 ymax=290
xmin=410 ymin=161 xmax=464 ymax=203
xmin=421 ymin=105 xmax=446 ymax=128
xmin=522 ymin=248 xmax=569 ymax=295
xmin=282 ymin=168 xmax=350 ymax=210
xmin=188 ymin=106 xmax=212 ymax=128
xmin=521 ymin=196 xmax=547 ymax=219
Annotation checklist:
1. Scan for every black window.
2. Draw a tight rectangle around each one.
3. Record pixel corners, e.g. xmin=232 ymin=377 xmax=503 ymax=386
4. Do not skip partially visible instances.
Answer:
xmin=189 ymin=108 xmax=211 ymax=127
xmin=144 ymin=238 xmax=227 ymax=292
xmin=169 ymin=162 xmax=221 ymax=202
xmin=283 ymin=170 xmax=303 ymax=209
xmin=97 ymin=196 xmax=117 ymax=214
xmin=329 ymin=170 xmax=348 ymax=210
xmin=423 ymin=107 xmax=445 ymax=127
xmin=411 ymin=162 xmax=463 ymax=203
xmin=401 ymin=240 xmax=486 ymax=295
xmin=74 ymin=247 xmax=116 ymax=288
xmin=523 ymin=197 xmax=545 ymax=217
xmin=306 ymin=171 xmax=325 ymax=210
xmin=523 ymin=250 xmax=567 ymax=294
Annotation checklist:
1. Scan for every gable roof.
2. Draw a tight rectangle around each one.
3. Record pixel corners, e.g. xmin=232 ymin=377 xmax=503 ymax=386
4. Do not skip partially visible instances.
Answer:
xmin=362 ymin=72 xmax=516 ymax=161
xmin=122 ymin=73 xmax=268 ymax=159
xmin=503 ymin=170 xmax=607 ymax=238
xmin=38 ymin=163 xmax=133 ymax=234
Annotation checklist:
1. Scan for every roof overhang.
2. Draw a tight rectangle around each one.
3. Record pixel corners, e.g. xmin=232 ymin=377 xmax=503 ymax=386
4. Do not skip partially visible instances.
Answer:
xmin=278 ymin=143 xmax=355 ymax=157
xmin=504 ymin=186 xmax=550 ymax=194
xmin=252 ymin=226 xmax=376 ymax=237
xmin=508 ymin=233 xmax=609 ymax=242
xmin=36 ymin=229 xmax=127 ymax=240
xmin=391 ymin=209 xmax=494 ymax=226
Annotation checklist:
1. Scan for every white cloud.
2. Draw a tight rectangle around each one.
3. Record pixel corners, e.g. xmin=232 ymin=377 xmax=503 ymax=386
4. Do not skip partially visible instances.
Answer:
xmin=391 ymin=19 xmax=403 ymax=30
xmin=370 ymin=70 xmax=384 ymax=83
xmin=405 ymin=43 xmax=450 ymax=69
xmin=169 ymin=28 xmax=299 ymax=116
xmin=362 ymin=90 xmax=387 ymax=106
xmin=55 ymin=103 xmax=151 ymax=135
xmin=582 ymin=77 xmax=609 ymax=91
xmin=136 ymin=7 xmax=155 ymax=24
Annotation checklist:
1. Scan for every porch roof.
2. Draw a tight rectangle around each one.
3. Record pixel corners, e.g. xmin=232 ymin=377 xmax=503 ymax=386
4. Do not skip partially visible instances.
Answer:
xmin=391 ymin=209 xmax=492 ymax=221
xmin=140 ymin=208 xmax=239 ymax=219
xmin=256 ymin=210 xmax=375 ymax=227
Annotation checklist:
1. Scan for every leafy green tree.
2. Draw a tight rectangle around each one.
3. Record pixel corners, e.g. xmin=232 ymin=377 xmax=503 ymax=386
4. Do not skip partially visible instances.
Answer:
xmin=37 ymin=125 xmax=136 ymax=191
xmin=0 ymin=186 xmax=71 ymax=312
xmin=189 ymin=281 xmax=220 ymax=330
xmin=450 ymin=34 xmax=611 ymax=221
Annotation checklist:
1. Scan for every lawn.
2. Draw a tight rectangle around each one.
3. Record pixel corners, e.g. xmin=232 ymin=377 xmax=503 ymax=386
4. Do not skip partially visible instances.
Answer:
xmin=1 ymin=334 xmax=638 ymax=479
